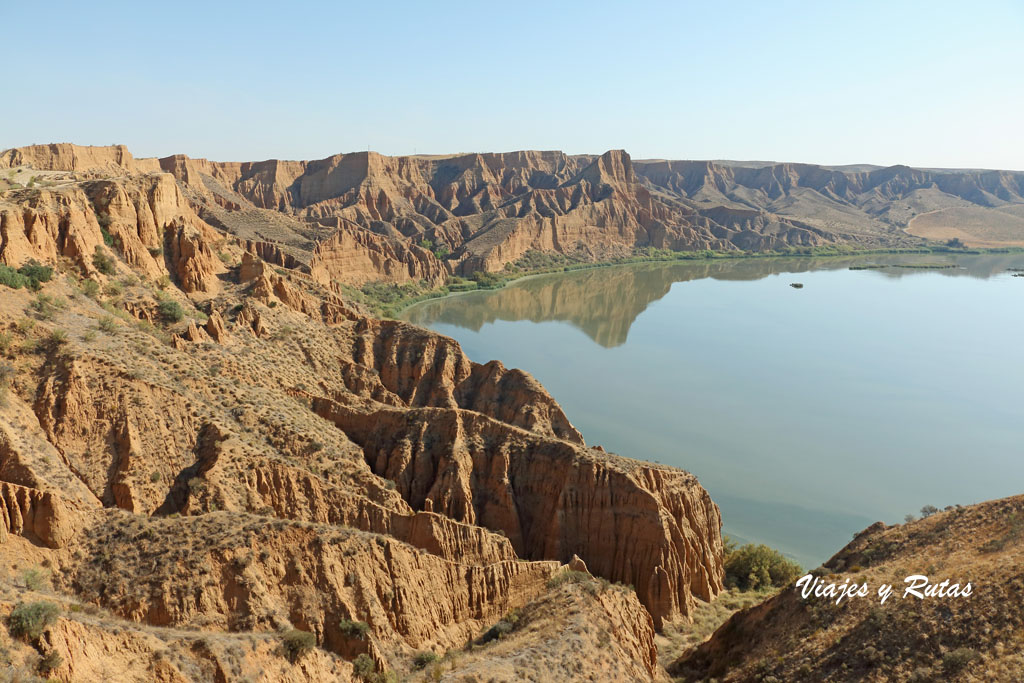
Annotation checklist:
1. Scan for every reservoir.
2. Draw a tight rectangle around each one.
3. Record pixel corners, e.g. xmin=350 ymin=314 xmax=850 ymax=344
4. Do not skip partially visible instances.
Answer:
xmin=401 ymin=253 xmax=1024 ymax=568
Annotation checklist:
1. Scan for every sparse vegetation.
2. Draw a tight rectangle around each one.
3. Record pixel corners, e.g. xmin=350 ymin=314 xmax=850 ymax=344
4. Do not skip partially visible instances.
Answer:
xmin=943 ymin=647 xmax=980 ymax=673
xmin=47 ymin=329 xmax=69 ymax=348
xmin=81 ymin=278 xmax=101 ymax=298
xmin=30 ymin=293 xmax=65 ymax=320
xmin=980 ymin=513 xmax=1024 ymax=552
xmin=546 ymin=570 xmax=591 ymax=589
xmin=92 ymin=246 xmax=116 ymax=275
xmin=21 ymin=567 xmax=50 ymax=592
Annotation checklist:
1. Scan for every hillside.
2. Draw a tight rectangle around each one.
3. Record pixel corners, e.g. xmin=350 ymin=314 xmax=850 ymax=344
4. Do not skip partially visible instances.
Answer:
xmin=672 ymin=494 xmax=1024 ymax=682
xmin=0 ymin=146 xmax=723 ymax=681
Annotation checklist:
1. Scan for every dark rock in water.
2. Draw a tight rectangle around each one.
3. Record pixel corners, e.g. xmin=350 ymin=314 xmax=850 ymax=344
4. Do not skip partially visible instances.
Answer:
xmin=790 ymin=283 xmax=804 ymax=289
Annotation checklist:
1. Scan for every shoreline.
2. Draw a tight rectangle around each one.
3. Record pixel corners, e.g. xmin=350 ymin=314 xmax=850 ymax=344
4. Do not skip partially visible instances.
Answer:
xmin=393 ymin=244 xmax=1024 ymax=318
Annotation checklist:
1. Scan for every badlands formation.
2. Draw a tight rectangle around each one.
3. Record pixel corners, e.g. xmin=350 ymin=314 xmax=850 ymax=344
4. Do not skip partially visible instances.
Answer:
xmin=0 ymin=144 xmax=1021 ymax=681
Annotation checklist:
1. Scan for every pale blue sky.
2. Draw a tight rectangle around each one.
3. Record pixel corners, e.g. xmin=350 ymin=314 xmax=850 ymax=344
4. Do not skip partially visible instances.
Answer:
xmin=3 ymin=0 xmax=1022 ymax=169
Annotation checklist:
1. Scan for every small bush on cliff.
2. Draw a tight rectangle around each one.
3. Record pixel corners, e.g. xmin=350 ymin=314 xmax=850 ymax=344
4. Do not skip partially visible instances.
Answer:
xmin=0 ymin=261 xmax=53 ymax=290
xmin=0 ymin=266 xmax=26 ymax=290
xmin=157 ymin=300 xmax=184 ymax=323
xmin=38 ymin=650 xmax=62 ymax=675
xmin=352 ymin=654 xmax=375 ymax=678
xmin=81 ymin=278 xmax=101 ymax=298
xmin=477 ymin=609 xmax=525 ymax=645
xmin=412 ymin=651 xmax=440 ymax=669
xmin=18 ymin=260 xmax=53 ymax=286
xmin=338 ymin=618 xmax=370 ymax=640
xmin=30 ymin=294 xmax=65 ymax=320
xmin=723 ymin=540 xmax=802 ymax=591
xmin=7 ymin=601 xmax=60 ymax=641
xmin=280 ymin=628 xmax=315 ymax=662
xmin=21 ymin=567 xmax=51 ymax=591
xmin=546 ymin=570 xmax=591 ymax=589
xmin=92 ymin=246 xmax=116 ymax=276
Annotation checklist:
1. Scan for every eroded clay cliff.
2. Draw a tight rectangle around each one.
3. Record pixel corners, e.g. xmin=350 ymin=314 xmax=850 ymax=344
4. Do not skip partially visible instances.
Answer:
xmin=0 ymin=151 xmax=725 ymax=681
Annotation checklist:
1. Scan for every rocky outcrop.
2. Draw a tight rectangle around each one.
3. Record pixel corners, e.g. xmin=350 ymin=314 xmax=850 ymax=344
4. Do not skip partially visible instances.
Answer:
xmin=344 ymin=318 xmax=583 ymax=441
xmin=68 ymin=509 xmax=561 ymax=654
xmin=0 ymin=168 xmax=224 ymax=290
xmin=309 ymin=224 xmax=447 ymax=287
xmin=0 ymin=593 xmax=354 ymax=682
xmin=441 ymin=576 xmax=669 ymax=682
xmin=0 ymin=481 xmax=80 ymax=548
xmin=0 ymin=187 xmax=107 ymax=271
xmin=314 ymin=396 xmax=723 ymax=627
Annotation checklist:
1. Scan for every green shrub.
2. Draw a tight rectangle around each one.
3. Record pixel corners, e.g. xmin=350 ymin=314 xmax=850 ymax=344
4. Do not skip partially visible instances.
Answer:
xmin=148 ymin=246 xmax=163 ymax=258
xmin=38 ymin=650 xmax=63 ymax=675
xmin=47 ymin=329 xmax=68 ymax=348
xmin=280 ymin=628 xmax=315 ymax=662
xmin=81 ymin=278 xmax=100 ymax=298
xmin=157 ymin=300 xmax=184 ymax=323
xmin=339 ymin=618 xmax=370 ymax=640
xmin=352 ymin=653 xmax=376 ymax=678
xmin=469 ymin=270 xmax=505 ymax=288
xmin=0 ymin=261 xmax=53 ymax=290
xmin=7 ymin=601 xmax=60 ymax=640
xmin=723 ymin=540 xmax=802 ymax=591
xmin=92 ymin=247 xmax=116 ymax=275
xmin=18 ymin=260 xmax=53 ymax=285
xmin=412 ymin=651 xmax=440 ymax=669
xmin=98 ymin=316 xmax=118 ymax=333
xmin=0 ymin=332 xmax=11 ymax=355
xmin=0 ymin=265 xmax=30 ymax=289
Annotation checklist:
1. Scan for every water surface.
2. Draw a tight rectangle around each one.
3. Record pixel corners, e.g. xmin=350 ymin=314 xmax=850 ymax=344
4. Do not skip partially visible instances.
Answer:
xmin=402 ymin=254 xmax=1024 ymax=568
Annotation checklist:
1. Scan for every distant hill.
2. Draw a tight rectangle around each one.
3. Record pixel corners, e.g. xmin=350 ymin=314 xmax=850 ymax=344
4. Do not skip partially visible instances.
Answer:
xmin=5 ymin=144 xmax=1022 ymax=288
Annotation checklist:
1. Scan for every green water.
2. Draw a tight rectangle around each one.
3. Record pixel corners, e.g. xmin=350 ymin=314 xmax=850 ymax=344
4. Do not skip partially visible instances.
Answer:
xmin=401 ymin=253 xmax=1024 ymax=568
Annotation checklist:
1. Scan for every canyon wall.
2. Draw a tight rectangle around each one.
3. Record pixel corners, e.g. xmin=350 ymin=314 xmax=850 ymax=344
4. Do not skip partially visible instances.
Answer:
xmin=0 ymin=151 xmax=726 ymax=679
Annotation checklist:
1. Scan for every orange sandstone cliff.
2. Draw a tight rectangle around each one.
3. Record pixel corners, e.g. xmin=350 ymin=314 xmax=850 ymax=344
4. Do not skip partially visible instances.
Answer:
xmin=0 ymin=144 xmax=724 ymax=681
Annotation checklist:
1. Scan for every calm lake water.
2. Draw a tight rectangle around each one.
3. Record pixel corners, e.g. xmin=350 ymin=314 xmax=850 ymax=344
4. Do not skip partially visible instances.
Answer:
xmin=401 ymin=254 xmax=1024 ymax=568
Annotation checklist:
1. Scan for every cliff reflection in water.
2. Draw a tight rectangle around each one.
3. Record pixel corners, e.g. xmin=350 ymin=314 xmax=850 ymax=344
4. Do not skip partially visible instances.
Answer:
xmin=404 ymin=253 xmax=1022 ymax=347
